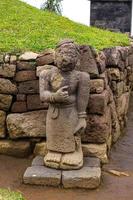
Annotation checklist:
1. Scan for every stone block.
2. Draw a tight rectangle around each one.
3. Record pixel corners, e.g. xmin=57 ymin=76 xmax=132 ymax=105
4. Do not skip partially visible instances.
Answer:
xmin=33 ymin=142 xmax=48 ymax=156
xmin=82 ymin=143 xmax=108 ymax=164
xmin=99 ymin=71 xmax=109 ymax=89
xmin=23 ymin=166 xmax=61 ymax=186
xmin=4 ymin=54 xmax=10 ymax=63
xmin=111 ymin=81 xmax=124 ymax=97
xmin=96 ymin=51 xmax=106 ymax=73
xmin=36 ymin=49 xmax=55 ymax=66
xmin=82 ymin=107 xmax=112 ymax=143
xmin=16 ymin=94 xmax=26 ymax=101
xmin=17 ymin=61 xmax=36 ymax=71
xmin=32 ymin=156 xmax=44 ymax=166
xmin=107 ymin=68 xmax=121 ymax=81
xmin=27 ymin=95 xmax=48 ymax=111
xmin=0 ymin=78 xmax=17 ymax=94
xmin=88 ymin=90 xmax=109 ymax=115
xmin=104 ymin=47 xmax=128 ymax=69
xmin=7 ymin=110 xmax=47 ymax=138
xmin=0 ymin=64 xmax=16 ymax=78
xmin=109 ymin=100 xmax=121 ymax=143
xmin=62 ymin=157 xmax=101 ymax=189
xmin=0 ymin=94 xmax=12 ymax=111
xmin=24 ymin=156 xmax=101 ymax=189
xmin=18 ymin=80 xmax=39 ymax=94
xmin=115 ymin=92 xmax=130 ymax=120
xmin=0 ymin=140 xmax=31 ymax=157
xmin=0 ymin=111 xmax=6 ymax=138
xmin=76 ymin=45 xmax=99 ymax=78
xmin=36 ymin=65 xmax=55 ymax=77
xmin=11 ymin=101 xmax=27 ymax=113
xmin=15 ymin=70 xmax=36 ymax=82
xmin=19 ymin=52 xmax=39 ymax=61
xmin=90 ymin=79 xmax=104 ymax=94
xmin=10 ymin=55 xmax=17 ymax=64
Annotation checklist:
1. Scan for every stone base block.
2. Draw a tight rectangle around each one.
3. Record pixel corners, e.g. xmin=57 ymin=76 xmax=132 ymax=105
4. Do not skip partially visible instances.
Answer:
xmin=23 ymin=166 xmax=61 ymax=186
xmin=23 ymin=156 xmax=101 ymax=189
xmin=62 ymin=168 xmax=101 ymax=189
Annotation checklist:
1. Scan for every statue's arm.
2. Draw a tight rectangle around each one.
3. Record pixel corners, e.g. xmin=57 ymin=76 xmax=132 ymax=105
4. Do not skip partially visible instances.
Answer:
xmin=39 ymin=70 xmax=69 ymax=103
xmin=39 ymin=70 xmax=53 ymax=103
xmin=77 ymin=72 xmax=90 ymax=118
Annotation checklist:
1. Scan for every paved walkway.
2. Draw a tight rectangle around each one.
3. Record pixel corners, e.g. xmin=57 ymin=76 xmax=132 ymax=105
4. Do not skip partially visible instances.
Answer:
xmin=1 ymin=95 xmax=133 ymax=200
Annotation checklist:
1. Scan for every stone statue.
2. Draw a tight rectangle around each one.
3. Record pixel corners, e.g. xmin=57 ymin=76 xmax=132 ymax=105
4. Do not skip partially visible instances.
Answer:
xmin=39 ymin=39 xmax=90 ymax=170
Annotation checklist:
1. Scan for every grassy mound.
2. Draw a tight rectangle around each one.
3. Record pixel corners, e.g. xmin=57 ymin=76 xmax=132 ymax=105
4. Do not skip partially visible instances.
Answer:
xmin=0 ymin=0 xmax=130 ymax=53
xmin=0 ymin=188 xmax=25 ymax=200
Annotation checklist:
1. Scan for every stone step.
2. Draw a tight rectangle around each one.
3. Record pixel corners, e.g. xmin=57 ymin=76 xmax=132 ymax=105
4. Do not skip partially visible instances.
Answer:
xmin=23 ymin=156 xmax=101 ymax=189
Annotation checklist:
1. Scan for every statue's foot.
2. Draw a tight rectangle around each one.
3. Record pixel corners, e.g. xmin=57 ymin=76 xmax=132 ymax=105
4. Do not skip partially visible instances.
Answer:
xmin=60 ymin=136 xmax=83 ymax=170
xmin=44 ymin=151 xmax=62 ymax=169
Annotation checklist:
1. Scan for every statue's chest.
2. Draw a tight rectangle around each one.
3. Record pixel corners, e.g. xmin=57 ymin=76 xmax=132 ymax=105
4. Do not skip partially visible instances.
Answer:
xmin=50 ymin=72 xmax=78 ymax=93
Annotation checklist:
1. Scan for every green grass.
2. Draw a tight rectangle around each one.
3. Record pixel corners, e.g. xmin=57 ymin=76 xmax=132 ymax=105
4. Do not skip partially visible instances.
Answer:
xmin=0 ymin=0 xmax=130 ymax=53
xmin=0 ymin=188 xmax=25 ymax=200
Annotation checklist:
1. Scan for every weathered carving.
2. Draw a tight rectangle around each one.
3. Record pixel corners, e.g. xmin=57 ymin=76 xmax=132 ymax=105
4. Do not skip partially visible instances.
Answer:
xmin=39 ymin=39 xmax=90 ymax=169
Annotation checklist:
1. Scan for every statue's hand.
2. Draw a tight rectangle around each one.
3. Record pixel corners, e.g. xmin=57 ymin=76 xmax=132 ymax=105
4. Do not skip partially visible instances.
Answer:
xmin=74 ymin=118 xmax=87 ymax=134
xmin=54 ymin=86 xmax=69 ymax=102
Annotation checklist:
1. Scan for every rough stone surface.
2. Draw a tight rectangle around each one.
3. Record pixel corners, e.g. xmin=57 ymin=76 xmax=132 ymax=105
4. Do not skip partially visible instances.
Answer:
xmin=0 ymin=140 xmax=31 ymax=157
xmin=115 ymin=92 xmax=130 ymax=120
xmin=36 ymin=49 xmax=55 ymax=66
xmin=111 ymin=81 xmax=124 ymax=97
xmin=33 ymin=142 xmax=47 ymax=156
xmin=0 ymin=94 xmax=12 ymax=111
xmin=82 ymin=143 xmax=108 ymax=164
xmin=17 ymin=61 xmax=36 ymax=71
xmin=108 ymin=68 xmax=121 ymax=81
xmin=0 ymin=111 xmax=6 ymax=138
xmin=32 ymin=156 xmax=44 ymax=166
xmin=77 ymin=45 xmax=99 ymax=78
xmin=0 ymin=78 xmax=17 ymax=94
xmin=16 ymin=94 xmax=26 ymax=101
xmin=18 ymin=80 xmax=39 ymax=94
xmin=10 ymin=55 xmax=17 ymax=64
xmin=27 ymin=95 xmax=48 ymax=111
xmin=15 ymin=70 xmax=36 ymax=82
xmin=90 ymin=79 xmax=104 ymax=94
xmin=109 ymin=100 xmax=121 ymax=143
xmin=62 ymin=157 xmax=101 ymax=189
xmin=19 ymin=52 xmax=39 ymax=61
xmin=11 ymin=101 xmax=27 ymax=113
xmin=23 ymin=166 xmax=61 ymax=186
xmin=82 ymin=107 xmax=112 ymax=143
xmin=0 ymin=64 xmax=16 ymax=78
xmin=88 ymin=90 xmax=109 ymax=115
xmin=36 ymin=65 xmax=54 ymax=77
xmin=7 ymin=110 xmax=47 ymax=138
xmin=96 ymin=51 xmax=106 ymax=73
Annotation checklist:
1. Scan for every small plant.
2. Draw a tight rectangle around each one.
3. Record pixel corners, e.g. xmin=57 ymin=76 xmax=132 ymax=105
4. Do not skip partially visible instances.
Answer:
xmin=0 ymin=188 xmax=25 ymax=200
xmin=41 ymin=0 xmax=63 ymax=15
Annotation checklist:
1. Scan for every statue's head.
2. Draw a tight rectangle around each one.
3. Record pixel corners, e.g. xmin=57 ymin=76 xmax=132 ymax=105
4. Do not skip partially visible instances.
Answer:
xmin=55 ymin=39 xmax=80 ymax=72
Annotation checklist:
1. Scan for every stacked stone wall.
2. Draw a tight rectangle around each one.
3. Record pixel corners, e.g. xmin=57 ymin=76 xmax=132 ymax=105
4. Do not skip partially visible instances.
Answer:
xmin=0 ymin=45 xmax=133 ymax=163
xmin=91 ymin=0 xmax=131 ymax=32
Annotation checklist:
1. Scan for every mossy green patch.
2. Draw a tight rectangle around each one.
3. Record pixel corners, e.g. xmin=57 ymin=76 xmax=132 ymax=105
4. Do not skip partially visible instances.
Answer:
xmin=0 ymin=0 xmax=130 ymax=53
xmin=0 ymin=188 xmax=25 ymax=200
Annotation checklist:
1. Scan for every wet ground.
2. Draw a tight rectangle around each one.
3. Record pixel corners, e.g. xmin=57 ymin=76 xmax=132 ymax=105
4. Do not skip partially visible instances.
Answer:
xmin=1 ymin=97 xmax=133 ymax=200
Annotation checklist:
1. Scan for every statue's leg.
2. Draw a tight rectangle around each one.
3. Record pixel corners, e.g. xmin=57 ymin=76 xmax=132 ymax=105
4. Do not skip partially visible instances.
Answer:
xmin=44 ymin=151 xmax=62 ymax=169
xmin=60 ymin=136 xmax=83 ymax=170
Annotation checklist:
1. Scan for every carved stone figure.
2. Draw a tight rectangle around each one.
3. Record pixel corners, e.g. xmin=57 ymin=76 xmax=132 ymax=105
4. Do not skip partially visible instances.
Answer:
xmin=39 ymin=39 xmax=90 ymax=170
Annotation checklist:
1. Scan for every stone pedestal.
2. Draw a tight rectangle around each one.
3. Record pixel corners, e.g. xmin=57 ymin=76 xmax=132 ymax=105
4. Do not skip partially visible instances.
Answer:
xmin=23 ymin=156 xmax=101 ymax=189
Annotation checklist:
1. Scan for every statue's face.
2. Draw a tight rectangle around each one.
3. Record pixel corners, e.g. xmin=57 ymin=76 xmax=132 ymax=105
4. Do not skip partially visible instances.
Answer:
xmin=55 ymin=44 xmax=79 ymax=72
